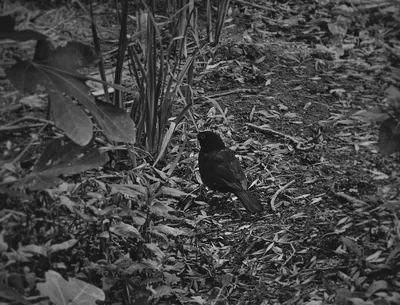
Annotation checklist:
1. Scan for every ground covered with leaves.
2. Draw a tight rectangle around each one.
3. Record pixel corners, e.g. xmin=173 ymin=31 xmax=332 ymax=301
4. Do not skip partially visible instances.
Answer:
xmin=1 ymin=0 xmax=400 ymax=305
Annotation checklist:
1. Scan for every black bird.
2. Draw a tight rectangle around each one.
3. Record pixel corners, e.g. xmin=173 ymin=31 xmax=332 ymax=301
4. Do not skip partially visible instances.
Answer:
xmin=197 ymin=131 xmax=263 ymax=213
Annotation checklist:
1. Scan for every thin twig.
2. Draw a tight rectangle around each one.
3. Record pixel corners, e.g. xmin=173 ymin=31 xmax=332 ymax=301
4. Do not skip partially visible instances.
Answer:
xmin=0 ymin=103 xmax=22 ymax=114
xmin=335 ymin=192 xmax=368 ymax=207
xmin=3 ymin=116 xmax=53 ymax=127
xmin=0 ymin=123 xmax=50 ymax=176
xmin=196 ymin=88 xmax=258 ymax=100
xmin=246 ymin=123 xmax=302 ymax=145
xmin=15 ymin=124 xmax=49 ymax=163
xmin=281 ymin=242 xmax=296 ymax=267
xmin=0 ymin=124 xmax=45 ymax=132
xmin=270 ymin=179 xmax=295 ymax=211
xmin=235 ymin=0 xmax=276 ymax=12
xmin=167 ymin=135 xmax=187 ymax=176
xmin=208 ymin=88 xmax=258 ymax=98
xmin=246 ymin=123 xmax=315 ymax=150
xmin=0 ymin=117 xmax=53 ymax=132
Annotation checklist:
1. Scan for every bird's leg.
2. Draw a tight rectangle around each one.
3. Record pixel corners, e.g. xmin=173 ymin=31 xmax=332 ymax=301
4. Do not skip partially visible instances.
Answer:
xmin=232 ymin=204 xmax=243 ymax=219
xmin=222 ymin=192 xmax=231 ymax=204
xmin=209 ymin=190 xmax=222 ymax=211
xmin=231 ymin=195 xmax=244 ymax=217
xmin=222 ymin=194 xmax=242 ymax=219
xmin=198 ymin=184 xmax=208 ymax=201
xmin=198 ymin=186 xmax=219 ymax=211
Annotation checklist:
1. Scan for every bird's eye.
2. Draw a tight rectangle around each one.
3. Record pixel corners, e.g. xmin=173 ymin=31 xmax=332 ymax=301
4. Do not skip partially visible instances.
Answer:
xmin=200 ymin=134 xmax=205 ymax=139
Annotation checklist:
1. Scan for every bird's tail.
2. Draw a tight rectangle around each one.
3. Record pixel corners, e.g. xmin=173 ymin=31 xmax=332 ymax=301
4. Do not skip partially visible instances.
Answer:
xmin=235 ymin=190 xmax=263 ymax=213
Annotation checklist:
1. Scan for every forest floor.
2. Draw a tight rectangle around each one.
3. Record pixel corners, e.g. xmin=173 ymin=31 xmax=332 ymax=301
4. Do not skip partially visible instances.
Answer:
xmin=1 ymin=0 xmax=399 ymax=304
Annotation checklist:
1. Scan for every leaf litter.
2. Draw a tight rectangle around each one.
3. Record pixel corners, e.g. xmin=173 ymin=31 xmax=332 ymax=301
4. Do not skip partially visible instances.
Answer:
xmin=1 ymin=0 xmax=400 ymax=304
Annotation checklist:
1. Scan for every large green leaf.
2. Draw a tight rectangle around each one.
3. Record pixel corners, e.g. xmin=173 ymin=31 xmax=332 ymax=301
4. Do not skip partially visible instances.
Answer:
xmin=6 ymin=39 xmax=135 ymax=144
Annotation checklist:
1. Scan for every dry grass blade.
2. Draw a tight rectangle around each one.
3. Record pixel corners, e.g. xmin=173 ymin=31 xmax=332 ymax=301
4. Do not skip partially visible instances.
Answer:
xmin=113 ymin=0 xmax=129 ymax=108
xmin=214 ymin=0 xmax=231 ymax=46
xmin=128 ymin=0 xmax=197 ymax=163
xmin=89 ymin=0 xmax=110 ymax=104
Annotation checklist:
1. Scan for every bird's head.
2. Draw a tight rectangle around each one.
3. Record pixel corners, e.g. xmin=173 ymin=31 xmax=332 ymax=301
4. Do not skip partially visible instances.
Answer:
xmin=197 ymin=131 xmax=226 ymax=152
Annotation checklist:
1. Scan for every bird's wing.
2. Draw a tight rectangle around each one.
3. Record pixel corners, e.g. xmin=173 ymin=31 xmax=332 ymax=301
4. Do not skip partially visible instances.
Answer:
xmin=202 ymin=149 xmax=247 ymax=191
